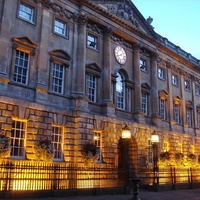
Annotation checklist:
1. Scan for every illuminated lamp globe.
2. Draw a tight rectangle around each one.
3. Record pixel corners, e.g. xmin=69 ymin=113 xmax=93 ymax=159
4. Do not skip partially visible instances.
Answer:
xmin=122 ymin=124 xmax=131 ymax=139
xmin=151 ymin=131 xmax=159 ymax=143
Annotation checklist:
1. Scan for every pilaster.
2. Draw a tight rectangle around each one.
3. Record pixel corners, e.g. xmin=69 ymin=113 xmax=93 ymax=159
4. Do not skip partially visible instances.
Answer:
xmin=71 ymin=12 xmax=89 ymax=112
xmin=132 ymin=43 xmax=144 ymax=123
xmin=150 ymin=51 xmax=161 ymax=125
xmin=101 ymin=27 xmax=115 ymax=117
xmin=35 ymin=9 xmax=50 ymax=102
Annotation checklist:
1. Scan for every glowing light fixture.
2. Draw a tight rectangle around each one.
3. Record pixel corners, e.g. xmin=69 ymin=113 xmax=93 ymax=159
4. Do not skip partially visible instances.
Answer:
xmin=122 ymin=124 xmax=131 ymax=139
xmin=151 ymin=131 xmax=159 ymax=143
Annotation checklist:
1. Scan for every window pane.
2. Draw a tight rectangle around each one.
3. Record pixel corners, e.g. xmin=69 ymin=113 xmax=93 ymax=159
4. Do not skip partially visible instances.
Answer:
xmin=187 ymin=108 xmax=192 ymax=126
xmin=140 ymin=59 xmax=147 ymax=71
xmin=160 ymin=99 xmax=166 ymax=120
xmin=158 ymin=68 xmax=164 ymax=79
xmin=174 ymin=104 xmax=180 ymax=124
xmin=52 ymin=126 xmax=63 ymax=160
xmin=87 ymin=34 xmax=98 ymax=49
xmin=54 ymin=19 xmax=67 ymax=36
xmin=14 ymin=50 xmax=29 ymax=84
xmin=195 ymin=85 xmax=200 ymax=95
xmin=116 ymin=72 xmax=125 ymax=109
xmin=11 ymin=120 xmax=26 ymax=158
xmin=184 ymin=80 xmax=190 ymax=91
xmin=19 ymin=3 xmax=34 ymax=22
xmin=94 ymin=132 xmax=101 ymax=162
xmin=142 ymin=93 xmax=148 ymax=115
xmin=87 ymin=74 xmax=97 ymax=102
xmin=172 ymin=75 xmax=178 ymax=85
xmin=52 ymin=63 xmax=64 ymax=94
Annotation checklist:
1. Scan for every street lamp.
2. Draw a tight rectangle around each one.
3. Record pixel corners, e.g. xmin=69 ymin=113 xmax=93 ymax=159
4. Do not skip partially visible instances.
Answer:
xmin=120 ymin=124 xmax=131 ymax=190
xmin=151 ymin=131 xmax=159 ymax=185
xmin=122 ymin=124 xmax=131 ymax=139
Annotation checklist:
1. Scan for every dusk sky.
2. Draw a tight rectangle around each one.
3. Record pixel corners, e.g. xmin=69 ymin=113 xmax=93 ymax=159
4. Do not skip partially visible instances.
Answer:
xmin=133 ymin=0 xmax=200 ymax=59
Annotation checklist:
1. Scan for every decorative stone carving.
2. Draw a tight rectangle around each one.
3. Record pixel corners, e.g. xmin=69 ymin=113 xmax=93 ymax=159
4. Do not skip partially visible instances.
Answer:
xmin=107 ymin=4 xmax=139 ymax=28
xmin=74 ymin=12 xmax=88 ymax=24
xmin=87 ymin=23 xmax=101 ymax=34
xmin=35 ymin=0 xmax=72 ymax=19
xmin=111 ymin=35 xmax=132 ymax=50
xmin=102 ymin=26 xmax=113 ymax=35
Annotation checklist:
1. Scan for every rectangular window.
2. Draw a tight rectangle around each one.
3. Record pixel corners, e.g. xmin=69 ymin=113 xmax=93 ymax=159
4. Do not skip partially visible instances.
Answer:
xmin=158 ymin=68 xmax=164 ymax=79
xmin=140 ymin=59 xmax=147 ymax=71
xmin=54 ymin=19 xmax=67 ymax=36
xmin=87 ymin=74 xmax=97 ymax=102
xmin=195 ymin=85 xmax=200 ymax=95
xmin=11 ymin=120 xmax=26 ymax=158
xmin=52 ymin=63 xmax=64 ymax=94
xmin=14 ymin=50 xmax=29 ymax=85
xmin=186 ymin=108 xmax=192 ymax=127
xmin=172 ymin=74 xmax=178 ymax=86
xmin=52 ymin=126 xmax=63 ymax=161
xmin=141 ymin=93 xmax=148 ymax=115
xmin=184 ymin=80 xmax=190 ymax=91
xmin=93 ymin=131 xmax=102 ymax=162
xmin=87 ymin=33 xmax=98 ymax=50
xmin=160 ymin=99 xmax=167 ymax=120
xmin=19 ymin=2 xmax=34 ymax=23
xmin=174 ymin=104 xmax=180 ymax=124
xmin=148 ymin=139 xmax=153 ymax=164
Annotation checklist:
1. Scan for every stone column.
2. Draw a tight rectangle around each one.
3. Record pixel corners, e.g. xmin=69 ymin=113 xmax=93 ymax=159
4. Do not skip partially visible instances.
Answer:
xmin=71 ymin=12 xmax=89 ymax=112
xmin=166 ymin=63 xmax=175 ymax=130
xmin=0 ymin=0 xmax=13 ymax=81
xmin=35 ymin=9 xmax=50 ymax=102
xmin=133 ymin=44 xmax=144 ymax=122
xmin=191 ymin=79 xmax=198 ymax=135
xmin=150 ymin=52 xmax=161 ymax=125
xmin=180 ymin=73 xmax=187 ymax=132
xmin=75 ymin=13 xmax=87 ymax=97
xmin=101 ymin=27 xmax=115 ymax=117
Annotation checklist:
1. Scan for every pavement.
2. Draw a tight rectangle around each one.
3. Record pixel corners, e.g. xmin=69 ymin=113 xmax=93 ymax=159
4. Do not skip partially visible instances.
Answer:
xmin=6 ymin=189 xmax=200 ymax=200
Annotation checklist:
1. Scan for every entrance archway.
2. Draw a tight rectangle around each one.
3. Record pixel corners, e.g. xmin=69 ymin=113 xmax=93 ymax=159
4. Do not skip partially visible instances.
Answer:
xmin=118 ymin=136 xmax=138 ymax=184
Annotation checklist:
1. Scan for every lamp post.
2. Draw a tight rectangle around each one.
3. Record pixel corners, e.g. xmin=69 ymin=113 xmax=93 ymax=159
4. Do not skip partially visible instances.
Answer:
xmin=121 ymin=124 xmax=131 ymax=189
xmin=151 ymin=131 xmax=159 ymax=185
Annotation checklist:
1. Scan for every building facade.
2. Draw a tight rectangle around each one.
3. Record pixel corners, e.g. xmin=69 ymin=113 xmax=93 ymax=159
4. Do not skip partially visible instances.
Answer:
xmin=0 ymin=0 xmax=200 ymax=188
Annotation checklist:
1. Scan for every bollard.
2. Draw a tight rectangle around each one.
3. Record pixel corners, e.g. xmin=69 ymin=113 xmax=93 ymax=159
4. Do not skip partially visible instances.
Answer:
xmin=130 ymin=178 xmax=141 ymax=200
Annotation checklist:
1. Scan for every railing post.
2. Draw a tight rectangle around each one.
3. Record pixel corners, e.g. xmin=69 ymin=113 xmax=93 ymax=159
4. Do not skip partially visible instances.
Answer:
xmin=170 ymin=167 xmax=173 ymax=184
xmin=188 ymin=168 xmax=190 ymax=183
xmin=174 ymin=168 xmax=176 ymax=183
xmin=130 ymin=178 xmax=141 ymax=200
xmin=190 ymin=168 xmax=193 ymax=183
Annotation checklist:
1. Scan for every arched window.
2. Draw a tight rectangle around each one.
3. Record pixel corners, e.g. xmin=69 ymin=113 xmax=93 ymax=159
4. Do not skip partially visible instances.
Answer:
xmin=116 ymin=72 xmax=125 ymax=109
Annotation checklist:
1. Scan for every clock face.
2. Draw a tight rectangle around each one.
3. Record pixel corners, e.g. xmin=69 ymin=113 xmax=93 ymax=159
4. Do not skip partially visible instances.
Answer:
xmin=114 ymin=46 xmax=127 ymax=65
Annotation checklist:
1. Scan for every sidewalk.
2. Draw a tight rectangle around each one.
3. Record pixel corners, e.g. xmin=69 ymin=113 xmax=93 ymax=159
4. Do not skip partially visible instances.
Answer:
xmin=8 ymin=189 xmax=200 ymax=200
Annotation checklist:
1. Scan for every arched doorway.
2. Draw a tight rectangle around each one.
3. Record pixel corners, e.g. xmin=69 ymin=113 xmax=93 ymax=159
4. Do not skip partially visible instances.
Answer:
xmin=118 ymin=136 xmax=138 ymax=185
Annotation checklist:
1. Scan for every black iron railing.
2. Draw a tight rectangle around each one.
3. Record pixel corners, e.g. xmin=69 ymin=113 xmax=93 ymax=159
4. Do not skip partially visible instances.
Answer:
xmin=138 ymin=167 xmax=200 ymax=186
xmin=0 ymin=160 xmax=126 ymax=191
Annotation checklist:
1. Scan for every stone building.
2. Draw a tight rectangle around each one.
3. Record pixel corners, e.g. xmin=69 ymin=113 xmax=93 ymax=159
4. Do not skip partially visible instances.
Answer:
xmin=0 ymin=0 xmax=200 ymax=186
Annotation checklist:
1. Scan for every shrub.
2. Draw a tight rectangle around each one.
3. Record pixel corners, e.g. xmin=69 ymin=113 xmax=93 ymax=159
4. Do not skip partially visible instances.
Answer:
xmin=34 ymin=137 xmax=54 ymax=161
